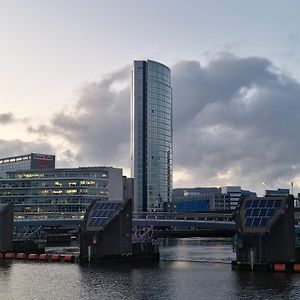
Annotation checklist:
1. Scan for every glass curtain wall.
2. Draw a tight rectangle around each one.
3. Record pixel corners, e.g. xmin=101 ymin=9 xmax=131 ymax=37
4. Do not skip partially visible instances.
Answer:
xmin=131 ymin=60 xmax=173 ymax=212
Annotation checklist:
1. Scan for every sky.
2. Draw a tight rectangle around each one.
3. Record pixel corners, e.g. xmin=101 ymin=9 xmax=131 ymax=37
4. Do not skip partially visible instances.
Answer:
xmin=1 ymin=0 xmax=300 ymax=195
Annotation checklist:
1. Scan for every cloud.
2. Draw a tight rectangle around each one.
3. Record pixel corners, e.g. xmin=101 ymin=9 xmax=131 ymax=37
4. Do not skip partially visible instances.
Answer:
xmin=28 ymin=65 xmax=131 ymax=168
xmin=0 ymin=113 xmax=15 ymax=124
xmin=27 ymin=54 xmax=300 ymax=194
xmin=0 ymin=139 xmax=54 ymax=158
xmin=172 ymin=54 xmax=300 ymax=193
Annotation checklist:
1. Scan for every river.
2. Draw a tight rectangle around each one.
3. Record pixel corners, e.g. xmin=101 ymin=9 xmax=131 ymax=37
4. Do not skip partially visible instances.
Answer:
xmin=1 ymin=238 xmax=300 ymax=299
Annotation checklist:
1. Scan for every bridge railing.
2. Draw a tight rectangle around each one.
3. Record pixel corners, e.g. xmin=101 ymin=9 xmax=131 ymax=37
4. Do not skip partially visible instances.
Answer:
xmin=132 ymin=211 xmax=234 ymax=222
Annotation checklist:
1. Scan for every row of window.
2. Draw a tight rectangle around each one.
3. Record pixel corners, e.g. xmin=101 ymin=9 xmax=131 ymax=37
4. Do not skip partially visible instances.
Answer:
xmin=3 ymin=197 xmax=99 ymax=204
xmin=0 ymin=181 xmax=107 ymax=189
xmin=11 ymin=172 xmax=108 ymax=179
xmin=0 ymin=189 xmax=108 ymax=196
xmin=14 ymin=205 xmax=88 ymax=213
xmin=148 ymin=93 xmax=172 ymax=104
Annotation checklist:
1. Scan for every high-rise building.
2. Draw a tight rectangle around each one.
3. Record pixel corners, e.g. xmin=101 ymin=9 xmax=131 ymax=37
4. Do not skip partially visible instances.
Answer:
xmin=131 ymin=60 xmax=173 ymax=212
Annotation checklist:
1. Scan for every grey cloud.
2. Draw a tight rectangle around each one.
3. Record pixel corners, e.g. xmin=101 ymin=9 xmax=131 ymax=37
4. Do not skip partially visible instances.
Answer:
xmin=29 ymin=65 xmax=131 ymax=168
xmin=172 ymin=54 xmax=300 ymax=193
xmin=0 ymin=139 xmax=54 ymax=158
xmin=28 ymin=55 xmax=300 ymax=193
xmin=0 ymin=139 xmax=76 ymax=168
xmin=0 ymin=113 xmax=15 ymax=124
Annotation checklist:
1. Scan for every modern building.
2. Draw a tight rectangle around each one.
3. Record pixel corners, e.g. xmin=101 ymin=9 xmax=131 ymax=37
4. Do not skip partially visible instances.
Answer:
xmin=0 ymin=153 xmax=55 ymax=179
xmin=172 ymin=186 xmax=257 ymax=212
xmin=265 ymin=188 xmax=290 ymax=197
xmin=0 ymin=166 xmax=123 ymax=220
xmin=173 ymin=187 xmax=221 ymax=212
xmin=123 ymin=177 xmax=134 ymax=202
xmin=221 ymin=186 xmax=242 ymax=210
xmin=131 ymin=60 xmax=173 ymax=212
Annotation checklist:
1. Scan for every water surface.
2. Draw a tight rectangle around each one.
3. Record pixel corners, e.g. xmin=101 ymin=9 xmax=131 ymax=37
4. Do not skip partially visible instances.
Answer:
xmin=1 ymin=238 xmax=300 ymax=299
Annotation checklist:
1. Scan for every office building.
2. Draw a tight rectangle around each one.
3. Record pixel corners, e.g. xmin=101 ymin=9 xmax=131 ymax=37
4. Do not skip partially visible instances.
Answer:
xmin=0 ymin=153 xmax=55 ymax=179
xmin=265 ymin=188 xmax=290 ymax=197
xmin=221 ymin=186 xmax=242 ymax=210
xmin=173 ymin=187 xmax=221 ymax=212
xmin=173 ymin=186 xmax=257 ymax=212
xmin=131 ymin=60 xmax=173 ymax=212
xmin=123 ymin=177 xmax=134 ymax=202
xmin=0 ymin=166 xmax=123 ymax=220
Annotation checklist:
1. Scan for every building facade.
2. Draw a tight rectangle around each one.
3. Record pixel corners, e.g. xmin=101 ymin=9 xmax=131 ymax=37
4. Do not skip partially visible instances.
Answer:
xmin=265 ymin=188 xmax=290 ymax=197
xmin=221 ymin=186 xmax=242 ymax=210
xmin=131 ymin=60 xmax=173 ymax=212
xmin=0 ymin=153 xmax=55 ymax=179
xmin=173 ymin=186 xmax=257 ymax=212
xmin=173 ymin=187 xmax=221 ymax=212
xmin=0 ymin=167 xmax=123 ymax=220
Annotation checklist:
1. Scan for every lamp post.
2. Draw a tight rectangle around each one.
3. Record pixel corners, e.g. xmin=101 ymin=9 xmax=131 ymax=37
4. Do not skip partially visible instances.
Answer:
xmin=262 ymin=181 xmax=267 ymax=196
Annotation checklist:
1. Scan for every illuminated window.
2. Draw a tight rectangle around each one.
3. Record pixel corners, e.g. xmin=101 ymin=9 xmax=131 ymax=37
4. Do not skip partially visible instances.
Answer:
xmin=53 ymin=190 xmax=63 ymax=194
xmin=67 ymin=189 xmax=78 ymax=194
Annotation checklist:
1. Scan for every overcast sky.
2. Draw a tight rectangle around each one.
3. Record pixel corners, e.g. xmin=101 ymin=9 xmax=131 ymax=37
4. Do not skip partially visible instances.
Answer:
xmin=1 ymin=0 xmax=300 ymax=195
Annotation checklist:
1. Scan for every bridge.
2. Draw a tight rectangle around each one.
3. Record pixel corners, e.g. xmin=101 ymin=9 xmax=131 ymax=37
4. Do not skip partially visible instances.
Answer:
xmin=13 ymin=211 xmax=235 ymax=240
xmin=13 ymin=209 xmax=300 ymax=240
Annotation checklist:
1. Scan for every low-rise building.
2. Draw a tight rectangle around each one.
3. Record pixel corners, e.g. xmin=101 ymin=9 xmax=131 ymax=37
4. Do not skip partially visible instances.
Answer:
xmin=221 ymin=186 xmax=241 ymax=210
xmin=173 ymin=187 xmax=221 ymax=212
xmin=0 ymin=166 xmax=123 ymax=220
xmin=265 ymin=188 xmax=290 ymax=197
xmin=173 ymin=186 xmax=257 ymax=212
xmin=0 ymin=153 xmax=55 ymax=178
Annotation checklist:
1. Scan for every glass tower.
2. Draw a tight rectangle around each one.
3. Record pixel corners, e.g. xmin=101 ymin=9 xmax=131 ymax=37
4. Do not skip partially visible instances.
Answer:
xmin=131 ymin=60 xmax=173 ymax=212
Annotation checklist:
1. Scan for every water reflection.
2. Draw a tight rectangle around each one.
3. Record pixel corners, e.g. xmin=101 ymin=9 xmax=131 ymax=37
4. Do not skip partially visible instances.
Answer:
xmin=232 ymin=270 xmax=300 ymax=299
xmin=160 ymin=237 xmax=235 ymax=264
xmin=0 ymin=238 xmax=300 ymax=299
xmin=78 ymin=263 xmax=171 ymax=300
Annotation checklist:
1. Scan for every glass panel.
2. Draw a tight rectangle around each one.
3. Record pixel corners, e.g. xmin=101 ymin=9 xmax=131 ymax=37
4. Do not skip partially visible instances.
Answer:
xmin=245 ymin=218 xmax=253 ymax=227
xmin=260 ymin=218 xmax=268 ymax=227
xmin=259 ymin=208 xmax=268 ymax=217
xmin=266 ymin=200 xmax=275 ymax=208
xmin=244 ymin=209 xmax=252 ymax=217
xmin=244 ymin=200 xmax=252 ymax=208
xmin=259 ymin=199 xmax=267 ymax=207
xmin=252 ymin=218 xmax=261 ymax=227
xmin=267 ymin=208 xmax=275 ymax=217
xmin=273 ymin=200 xmax=282 ymax=208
